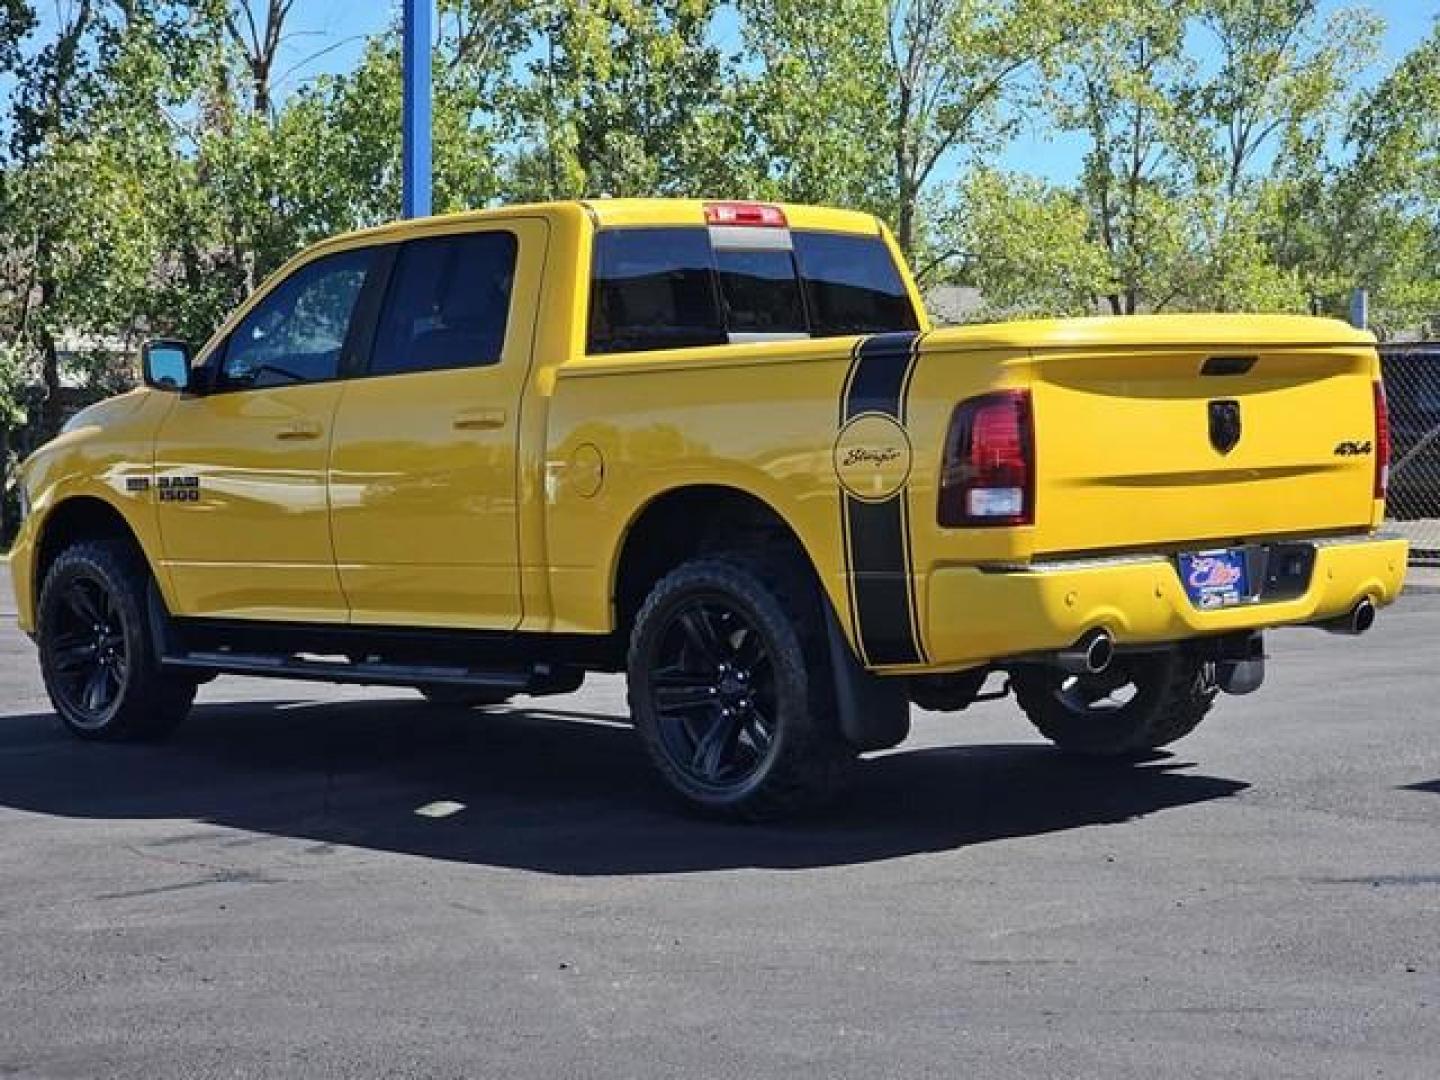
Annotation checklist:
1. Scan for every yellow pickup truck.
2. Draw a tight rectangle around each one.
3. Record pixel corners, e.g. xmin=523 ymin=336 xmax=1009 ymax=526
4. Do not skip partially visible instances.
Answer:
xmin=9 ymin=198 xmax=1407 ymax=819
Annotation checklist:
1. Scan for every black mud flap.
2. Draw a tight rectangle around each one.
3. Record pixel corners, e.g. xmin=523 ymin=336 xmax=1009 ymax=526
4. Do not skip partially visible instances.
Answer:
xmin=825 ymin=603 xmax=911 ymax=752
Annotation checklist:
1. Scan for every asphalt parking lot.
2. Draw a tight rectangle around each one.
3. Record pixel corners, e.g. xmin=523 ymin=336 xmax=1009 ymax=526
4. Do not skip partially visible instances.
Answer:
xmin=1 ymin=589 xmax=1437 ymax=1079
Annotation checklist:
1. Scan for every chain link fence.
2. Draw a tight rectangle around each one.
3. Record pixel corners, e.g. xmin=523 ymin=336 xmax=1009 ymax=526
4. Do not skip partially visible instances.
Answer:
xmin=1380 ymin=342 xmax=1440 ymax=564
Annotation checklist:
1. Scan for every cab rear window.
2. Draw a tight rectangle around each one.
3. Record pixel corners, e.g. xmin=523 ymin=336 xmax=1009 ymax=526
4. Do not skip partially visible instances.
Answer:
xmin=586 ymin=229 xmax=727 ymax=354
xmin=714 ymin=246 xmax=807 ymax=335
xmin=792 ymin=231 xmax=919 ymax=337
xmin=587 ymin=226 xmax=917 ymax=355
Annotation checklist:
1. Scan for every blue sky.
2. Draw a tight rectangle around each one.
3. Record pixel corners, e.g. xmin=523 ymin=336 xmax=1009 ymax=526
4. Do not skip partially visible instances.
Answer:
xmin=6 ymin=1 xmax=1437 ymax=184
xmin=997 ymin=1 xmax=1440 ymax=182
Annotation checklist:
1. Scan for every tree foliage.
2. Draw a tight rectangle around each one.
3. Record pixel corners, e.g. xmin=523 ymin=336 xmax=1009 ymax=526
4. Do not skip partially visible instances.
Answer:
xmin=0 ymin=0 xmax=1435 ymax=455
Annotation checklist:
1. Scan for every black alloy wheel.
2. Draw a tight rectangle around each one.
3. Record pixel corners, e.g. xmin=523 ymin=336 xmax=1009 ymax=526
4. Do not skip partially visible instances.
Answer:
xmin=647 ymin=596 xmax=778 ymax=791
xmin=627 ymin=556 xmax=851 ymax=820
xmin=45 ymin=571 xmax=130 ymax=728
xmin=38 ymin=539 xmax=196 ymax=741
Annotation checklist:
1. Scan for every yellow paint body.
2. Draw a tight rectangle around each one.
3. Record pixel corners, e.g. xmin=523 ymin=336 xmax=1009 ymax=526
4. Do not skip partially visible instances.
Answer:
xmin=9 ymin=199 xmax=1407 ymax=674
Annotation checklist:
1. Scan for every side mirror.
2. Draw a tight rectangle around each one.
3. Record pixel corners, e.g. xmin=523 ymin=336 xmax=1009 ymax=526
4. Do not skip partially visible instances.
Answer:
xmin=141 ymin=339 xmax=193 ymax=392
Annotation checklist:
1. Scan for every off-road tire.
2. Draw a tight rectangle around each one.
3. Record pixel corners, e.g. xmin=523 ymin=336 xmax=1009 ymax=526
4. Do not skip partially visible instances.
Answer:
xmin=37 ymin=539 xmax=196 ymax=741
xmin=627 ymin=554 xmax=852 ymax=821
xmin=415 ymin=685 xmax=514 ymax=708
xmin=1012 ymin=649 xmax=1218 ymax=757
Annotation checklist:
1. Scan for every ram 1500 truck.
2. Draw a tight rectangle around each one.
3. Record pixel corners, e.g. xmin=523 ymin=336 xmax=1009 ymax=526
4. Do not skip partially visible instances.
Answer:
xmin=10 ymin=199 xmax=1407 ymax=819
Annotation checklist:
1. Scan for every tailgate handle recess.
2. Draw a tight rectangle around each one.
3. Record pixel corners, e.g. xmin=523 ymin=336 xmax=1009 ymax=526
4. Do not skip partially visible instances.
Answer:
xmin=1201 ymin=355 xmax=1257 ymax=377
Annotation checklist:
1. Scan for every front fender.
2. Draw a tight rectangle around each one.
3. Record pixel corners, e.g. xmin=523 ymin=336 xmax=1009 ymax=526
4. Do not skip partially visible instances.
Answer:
xmin=10 ymin=392 xmax=176 ymax=631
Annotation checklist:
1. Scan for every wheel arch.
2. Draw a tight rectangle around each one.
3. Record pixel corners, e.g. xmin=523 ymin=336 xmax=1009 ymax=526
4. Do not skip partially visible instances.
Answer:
xmin=32 ymin=495 xmax=159 ymax=608
xmin=612 ymin=483 xmax=911 ymax=755
xmin=610 ymin=484 xmax=821 ymax=647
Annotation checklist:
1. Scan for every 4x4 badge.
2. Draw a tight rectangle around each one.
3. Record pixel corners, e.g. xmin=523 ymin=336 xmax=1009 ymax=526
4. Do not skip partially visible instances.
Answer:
xmin=1209 ymin=399 xmax=1241 ymax=454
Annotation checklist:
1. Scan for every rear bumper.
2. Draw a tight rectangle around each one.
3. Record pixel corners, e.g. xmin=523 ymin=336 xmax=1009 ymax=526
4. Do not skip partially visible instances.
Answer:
xmin=919 ymin=534 xmax=1408 ymax=672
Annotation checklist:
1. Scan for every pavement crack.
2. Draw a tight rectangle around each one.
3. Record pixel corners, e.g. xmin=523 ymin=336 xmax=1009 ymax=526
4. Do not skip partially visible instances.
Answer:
xmin=95 ymin=868 xmax=281 ymax=901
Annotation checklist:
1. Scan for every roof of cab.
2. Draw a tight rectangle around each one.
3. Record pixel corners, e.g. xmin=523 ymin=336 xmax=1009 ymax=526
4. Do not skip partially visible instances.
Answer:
xmin=578 ymin=198 xmax=884 ymax=235
xmin=309 ymin=197 xmax=884 ymax=254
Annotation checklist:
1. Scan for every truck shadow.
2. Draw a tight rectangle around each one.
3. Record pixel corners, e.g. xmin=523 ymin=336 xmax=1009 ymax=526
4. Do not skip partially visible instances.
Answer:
xmin=0 ymin=695 xmax=1248 ymax=875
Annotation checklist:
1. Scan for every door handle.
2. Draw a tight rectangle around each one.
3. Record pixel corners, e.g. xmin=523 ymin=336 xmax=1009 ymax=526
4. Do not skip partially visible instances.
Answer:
xmin=275 ymin=420 xmax=322 ymax=440
xmin=453 ymin=407 xmax=507 ymax=431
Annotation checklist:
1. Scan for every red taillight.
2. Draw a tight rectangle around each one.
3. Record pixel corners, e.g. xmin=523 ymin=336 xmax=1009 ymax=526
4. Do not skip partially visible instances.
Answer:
xmin=1374 ymin=379 xmax=1390 ymax=500
xmin=703 ymin=201 xmax=787 ymax=228
xmin=938 ymin=390 xmax=1035 ymax=527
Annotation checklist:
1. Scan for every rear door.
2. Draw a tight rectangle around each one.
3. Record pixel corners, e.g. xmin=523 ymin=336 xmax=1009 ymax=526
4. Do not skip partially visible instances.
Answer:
xmin=327 ymin=219 xmax=547 ymax=629
xmin=154 ymin=246 xmax=375 ymax=621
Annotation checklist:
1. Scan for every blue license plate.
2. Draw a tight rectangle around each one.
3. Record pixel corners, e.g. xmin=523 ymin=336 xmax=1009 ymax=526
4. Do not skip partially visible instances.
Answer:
xmin=1179 ymin=549 xmax=1251 ymax=609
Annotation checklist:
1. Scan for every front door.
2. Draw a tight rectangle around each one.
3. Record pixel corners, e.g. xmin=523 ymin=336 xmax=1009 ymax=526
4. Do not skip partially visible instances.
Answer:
xmin=328 ymin=219 xmax=547 ymax=629
xmin=154 ymin=246 xmax=376 ymax=621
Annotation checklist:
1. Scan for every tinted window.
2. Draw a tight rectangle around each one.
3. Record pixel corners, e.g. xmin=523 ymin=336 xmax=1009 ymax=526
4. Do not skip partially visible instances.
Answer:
xmin=715 ymin=247 xmax=806 ymax=334
xmin=588 ymin=229 xmax=725 ymax=354
xmin=370 ymin=231 xmax=517 ymax=376
xmin=793 ymin=232 xmax=918 ymax=336
xmin=221 ymin=248 xmax=372 ymax=389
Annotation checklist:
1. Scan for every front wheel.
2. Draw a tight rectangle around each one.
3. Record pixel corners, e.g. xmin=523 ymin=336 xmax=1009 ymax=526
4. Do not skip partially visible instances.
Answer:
xmin=1012 ymin=650 xmax=1218 ymax=757
xmin=37 ymin=539 xmax=196 ymax=741
xmin=627 ymin=556 xmax=851 ymax=821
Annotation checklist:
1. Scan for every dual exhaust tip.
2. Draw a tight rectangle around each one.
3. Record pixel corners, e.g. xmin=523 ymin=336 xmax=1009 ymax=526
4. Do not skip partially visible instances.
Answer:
xmin=1324 ymin=596 xmax=1376 ymax=637
xmin=1050 ymin=595 xmax=1375 ymax=677
xmin=1056 ymin=628 xmax=1115 ymax=676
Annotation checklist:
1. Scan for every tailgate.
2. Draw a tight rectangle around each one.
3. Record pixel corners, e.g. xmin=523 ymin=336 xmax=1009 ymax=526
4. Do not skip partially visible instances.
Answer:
xmin=1030 ymin=342 xmax=1381 ymax=555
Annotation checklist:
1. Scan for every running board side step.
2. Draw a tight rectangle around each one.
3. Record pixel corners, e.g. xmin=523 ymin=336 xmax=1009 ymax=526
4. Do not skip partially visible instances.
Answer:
xmin=160 ymin=651 xmax=584 ymax=696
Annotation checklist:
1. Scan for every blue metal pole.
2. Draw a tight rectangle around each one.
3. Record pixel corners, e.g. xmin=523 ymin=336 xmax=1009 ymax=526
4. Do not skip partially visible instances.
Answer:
xmin=1349 ymin=287 xmax=1369 ymax=331
xmin=402 ymin=0 xmax=432 ymax=219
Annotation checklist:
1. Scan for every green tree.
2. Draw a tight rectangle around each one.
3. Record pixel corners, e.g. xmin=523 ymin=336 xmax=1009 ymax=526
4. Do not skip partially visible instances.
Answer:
xmin=507 ymin=0 xmax=736 ymax=200
xmin=1048 ymin=0 xmax=1206 ymax=314
xmin=732 ymin=0 xmax=893 ymax=214
xmin=147 ymin=0 xmax=527 ymax=344
xmin=3 ymin=1 xmax=218 ymax=433
xmin=950 ymin=168 xmax=1110 ymax=317
xmin=738 ymin=0 xmax=1088 ymax=268
xmin=1306 ymin=18 xmax=1440 ymax=334
xmin=972 ymin=0 xmax=1383 ymax=318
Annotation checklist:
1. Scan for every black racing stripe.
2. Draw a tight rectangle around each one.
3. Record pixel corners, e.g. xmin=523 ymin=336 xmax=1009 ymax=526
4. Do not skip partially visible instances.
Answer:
xmin=838 ymin=337 xmax=865 ymax=427
xmin=896 ymin=486 xmax=928 ymax=663
xmin=844 ymin=495 xmax=924 ymax=666
xmin=838 ymin=489 xmax=866 ymax=661
xmin=842 ymin=331 xmax=920 ymax=423
xmin=896 ymin=331 xmax=925 ymax=424
xmin=837 ymin=330 xmax=927 ymax=666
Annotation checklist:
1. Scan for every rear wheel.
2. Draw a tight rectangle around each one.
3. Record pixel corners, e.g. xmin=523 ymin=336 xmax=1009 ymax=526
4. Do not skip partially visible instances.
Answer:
xmin=1012 ymin=650 xmax=1217 ymax=757
xmin=627 ymin=555 xmax=851 ymax=821
xmin=38 ymin=539 xmax=195 ymax=741
xmin=415 ymin=685 xmax=514 ymax=708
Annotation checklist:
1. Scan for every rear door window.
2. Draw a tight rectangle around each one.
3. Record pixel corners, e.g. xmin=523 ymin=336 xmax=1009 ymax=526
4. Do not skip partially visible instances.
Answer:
xmin=369 ymin=231 xmax=517 ymax=376
xmin=792 ymin=231 xmax=919 ymax=336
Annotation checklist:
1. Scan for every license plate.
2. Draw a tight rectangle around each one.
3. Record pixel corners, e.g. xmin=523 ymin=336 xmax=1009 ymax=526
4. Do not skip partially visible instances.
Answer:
xmin=1179 ymin=549 xmax=1251 ymax=609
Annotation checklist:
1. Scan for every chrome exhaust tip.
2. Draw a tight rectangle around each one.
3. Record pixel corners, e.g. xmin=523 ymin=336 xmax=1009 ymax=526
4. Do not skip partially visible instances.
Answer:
xmin=1056 ymin=629 xmax=1115 ymax=675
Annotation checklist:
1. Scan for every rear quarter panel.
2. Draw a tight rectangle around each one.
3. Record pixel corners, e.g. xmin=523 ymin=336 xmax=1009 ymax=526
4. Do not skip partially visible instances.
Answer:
xmin=543 ymin=340 xmax=862 ymax=638
xmin=542 ymin=329 xmax=1029 ymax=670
